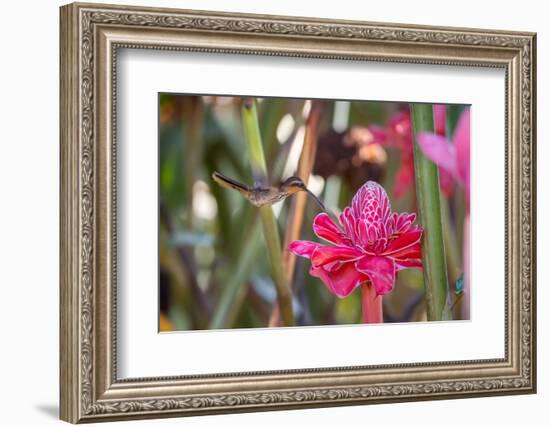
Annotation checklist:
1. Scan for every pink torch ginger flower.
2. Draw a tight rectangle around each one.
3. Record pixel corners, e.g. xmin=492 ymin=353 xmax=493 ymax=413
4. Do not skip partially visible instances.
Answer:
xmin=289 ymin=181 xmax=423 ymax=323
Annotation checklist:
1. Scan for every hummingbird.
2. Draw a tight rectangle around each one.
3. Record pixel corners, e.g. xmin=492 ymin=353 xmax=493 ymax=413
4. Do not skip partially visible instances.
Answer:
xmin=212 ymin=171 xmax=325 ymax=210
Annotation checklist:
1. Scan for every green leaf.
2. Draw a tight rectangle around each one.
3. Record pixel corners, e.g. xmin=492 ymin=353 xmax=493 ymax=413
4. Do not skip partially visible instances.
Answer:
xmin=241 ymin=99 xmax=295 ymax=326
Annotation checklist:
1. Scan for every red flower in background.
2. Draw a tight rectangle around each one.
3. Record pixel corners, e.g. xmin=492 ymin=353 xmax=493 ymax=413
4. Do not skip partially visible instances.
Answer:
xmin=289 ymin=181 xmax=423 ymax=323
xmin=433 ymin=104 xmax=447 ymax=136
xmin=417 ymin=108 xmax=470 ymax=207
xmin=368 ymin=111 xmax=415 ymax=199
xmin=368 ymin=107 xmax=454 ymax=198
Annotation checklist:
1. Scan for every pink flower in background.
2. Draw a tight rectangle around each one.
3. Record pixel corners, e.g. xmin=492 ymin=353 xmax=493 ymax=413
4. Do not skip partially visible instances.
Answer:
xmin=369 ymin=111 xmax=415 ymax=199
xmin=417 ymin=109 xmax=470 ymax=206
xmin=288 ymin=181 xmax=423 ymax=323
xmin=368 ymin=108 xmax=453 ymax=198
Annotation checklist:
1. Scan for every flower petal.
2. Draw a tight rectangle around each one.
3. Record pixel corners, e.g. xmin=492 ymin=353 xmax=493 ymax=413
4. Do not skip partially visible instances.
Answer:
xmin=454 ymin=109 xmax=470 ymax=205
xmin=313 ymin=213 xmax=346 ymax=245
xmin=351 ymin=181 xmax=391 ymax=223
xmin=384 ymin=228 xmax=422 ymax=256
xmin=367 ymin=126 xmax=389 ymax=145
xmin=310 ymin=263 xmax=366 ymax=298
xmin=388 ymin=111 xmax=412 ymax=143
xmin=355 ymin=256 xmax=396 ymax=295
xmin=416 ymin=132 xmax=459 ymax=179
xmin=395 ymin=257 xmax=423 ymax=270
xmin=439 ymin=167 xmax=454 ymax=197
xmin=394 ymin=212 xmax=417 ymax=234
xmin=311 ymin=245 xmax=362 ymax=270
xmin=340 ymin=207 xmax=357 ymax=243
xmin=288 ymin=240 xmax=319 ymax=258
xmin=433 ymin=105 xmax=447 ymax=136
xmin=393 ymin=160 xmax=415 ymax=199
xmin=390 ymin=241 xmax=422 ymax=261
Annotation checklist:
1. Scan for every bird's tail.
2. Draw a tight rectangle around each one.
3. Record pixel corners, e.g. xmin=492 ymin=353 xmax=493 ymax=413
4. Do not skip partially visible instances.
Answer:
xmin=212 ymin=171 xmax=251 ymax=195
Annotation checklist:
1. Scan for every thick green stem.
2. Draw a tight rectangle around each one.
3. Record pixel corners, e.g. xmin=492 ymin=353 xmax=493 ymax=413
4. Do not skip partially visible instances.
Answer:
xmin=410 ymin=104 xmax=450 ymax=321
xmin=241 ymin=99 xmax=295 ymax=326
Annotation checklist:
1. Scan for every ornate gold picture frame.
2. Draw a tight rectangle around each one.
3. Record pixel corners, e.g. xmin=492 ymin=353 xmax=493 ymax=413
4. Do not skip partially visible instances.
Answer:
xmin=60 ymin=2 xmax=536 ymax=423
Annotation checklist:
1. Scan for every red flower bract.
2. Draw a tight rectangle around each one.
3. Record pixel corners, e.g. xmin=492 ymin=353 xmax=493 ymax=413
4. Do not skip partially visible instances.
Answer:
xmin=289 ymin=181 xmax=423 ymax=298
xmin=368 ymin=108 xmax=454 ymax=198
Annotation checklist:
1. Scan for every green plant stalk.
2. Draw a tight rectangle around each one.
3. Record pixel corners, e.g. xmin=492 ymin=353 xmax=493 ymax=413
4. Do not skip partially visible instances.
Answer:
xmin=209 ymin=221 xmax=261 ymax=329
xmin=259 ymin=205 xmax=295 ymax=326
xmin=159 ymin=200 xmax=210 ymax=327
xmin=260 ymin=98 xmax=287 ymax=169
xmin=454 ymin=186 xmax=466 ymax=256
xmin=182 ymin=97 xmax=204 ymax=228
xmin=410 ymin=104 xmax=450 ymax=321
xmin=241 ymin=99 xmax=295 ymax=326
xmin=241 ymin=99 xmax=268 ymax=184
xmin=283 ymin=101 xmax=322 ymax=280
xmin=446 ymin=104 xmax=463 ymax=138
xmin=159 ymin=235 xmax=197 ymax=327
xmin=269 ymin=101 xmax=322 ymax=327
xmin=441 ymin=196 xmax=461 ymax=285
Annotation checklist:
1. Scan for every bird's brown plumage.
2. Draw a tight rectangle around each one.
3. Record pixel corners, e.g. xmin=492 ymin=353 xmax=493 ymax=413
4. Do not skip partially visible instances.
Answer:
xmin=212 ymin=172 xmax=325 ymax=210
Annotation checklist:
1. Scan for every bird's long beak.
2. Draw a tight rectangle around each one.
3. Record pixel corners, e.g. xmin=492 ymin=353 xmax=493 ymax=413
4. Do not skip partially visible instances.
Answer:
xmin=303 ymin=188 xmax=326 ymax=211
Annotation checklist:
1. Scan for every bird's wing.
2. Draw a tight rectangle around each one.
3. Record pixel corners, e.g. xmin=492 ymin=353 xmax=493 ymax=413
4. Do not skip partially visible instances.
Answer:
xmin=212 ymin=172 xmax=251 ymax=196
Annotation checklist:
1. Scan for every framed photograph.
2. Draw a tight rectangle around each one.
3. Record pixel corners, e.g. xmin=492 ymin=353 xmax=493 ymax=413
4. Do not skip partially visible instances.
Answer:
xmin=60 ymin=2 xmax=537 ymax=423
